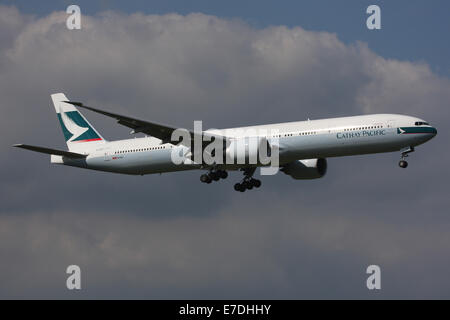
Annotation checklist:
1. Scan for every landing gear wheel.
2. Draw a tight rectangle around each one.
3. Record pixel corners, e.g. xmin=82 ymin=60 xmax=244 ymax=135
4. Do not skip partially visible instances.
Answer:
xmin=252 ymin=179 xmax=261 ymax=188
xmin=220 ymin=170 xmax=228 ymax=179
xmin=233 ymin=168 xmax=261 ymax=191
xmin=211 ymin=172 xmax=220 ymax=181
xmin=201 ymin=169 xmax=228 ymax=184
xmin=200 ymin=174 xmax=209 ymax=183
xmin=399 ymin=160 xmax=408 ymax=168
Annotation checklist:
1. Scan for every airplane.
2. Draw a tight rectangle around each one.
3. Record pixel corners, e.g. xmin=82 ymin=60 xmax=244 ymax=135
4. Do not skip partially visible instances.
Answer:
xmin=14 ymin=93 xmax=437 ymax=192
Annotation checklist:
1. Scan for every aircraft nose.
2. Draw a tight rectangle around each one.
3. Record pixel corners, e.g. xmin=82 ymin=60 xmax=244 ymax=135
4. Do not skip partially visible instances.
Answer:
xmin=431 ymin=127 xmax=437 ymax=136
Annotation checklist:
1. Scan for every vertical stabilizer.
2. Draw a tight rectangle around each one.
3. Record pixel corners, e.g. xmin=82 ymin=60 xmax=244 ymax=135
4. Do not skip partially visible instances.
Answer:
xmin=51 ymin=93 xmax=106 ymax=151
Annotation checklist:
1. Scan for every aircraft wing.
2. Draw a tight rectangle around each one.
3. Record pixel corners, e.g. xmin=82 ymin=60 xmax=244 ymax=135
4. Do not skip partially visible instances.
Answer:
xmin=13 ymin=144 xmax=87 ymax=159
xmin=64 ymin=101 xmax=229 ymax=147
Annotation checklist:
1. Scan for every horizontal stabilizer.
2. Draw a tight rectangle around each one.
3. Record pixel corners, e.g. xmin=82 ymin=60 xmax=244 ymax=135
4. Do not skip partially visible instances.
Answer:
xmin=13 ymin=144 xmax=87 ymax=159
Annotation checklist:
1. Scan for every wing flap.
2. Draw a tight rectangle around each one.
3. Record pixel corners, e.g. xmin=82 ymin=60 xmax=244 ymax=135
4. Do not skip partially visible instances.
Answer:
xmin=13 ymin=144 xmax=87 ymax=159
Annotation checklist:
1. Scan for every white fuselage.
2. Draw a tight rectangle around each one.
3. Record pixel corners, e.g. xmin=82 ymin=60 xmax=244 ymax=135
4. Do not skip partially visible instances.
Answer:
xmin=52 ymin=114 xmax=437 ymax=175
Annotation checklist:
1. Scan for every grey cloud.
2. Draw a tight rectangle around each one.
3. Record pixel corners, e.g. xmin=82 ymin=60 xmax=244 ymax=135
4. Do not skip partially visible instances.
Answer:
xmin=2 ymin=201 xmax=450 ymax=299
xmin=0 ymin=6 xmax=449 ymax=298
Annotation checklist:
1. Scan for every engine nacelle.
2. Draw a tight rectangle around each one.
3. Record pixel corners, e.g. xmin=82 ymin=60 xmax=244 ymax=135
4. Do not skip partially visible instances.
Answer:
xmin=281 ymin=158 xmax=327 ymax=179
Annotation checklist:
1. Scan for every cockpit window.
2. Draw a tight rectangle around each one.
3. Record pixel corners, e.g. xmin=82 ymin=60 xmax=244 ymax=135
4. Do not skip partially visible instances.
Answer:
xmin=415 ymin=121 xmax=429 ymax=126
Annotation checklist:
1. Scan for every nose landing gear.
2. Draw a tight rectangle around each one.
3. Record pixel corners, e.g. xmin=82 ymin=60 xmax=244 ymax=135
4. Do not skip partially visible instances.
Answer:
xmin=398 ymin=146 xmax=414 ymax=168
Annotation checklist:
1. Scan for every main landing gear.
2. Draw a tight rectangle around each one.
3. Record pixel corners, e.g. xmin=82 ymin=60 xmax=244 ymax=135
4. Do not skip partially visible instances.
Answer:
xmin=234 ymin=168 xmax=261 ymax=192
xmin=200 ymin=169 xmax=228 ymax=184
xmin=200 ymin=167 xmax=262 ymax=192
xmin=398 ymin=146 xmax=414 ymax=169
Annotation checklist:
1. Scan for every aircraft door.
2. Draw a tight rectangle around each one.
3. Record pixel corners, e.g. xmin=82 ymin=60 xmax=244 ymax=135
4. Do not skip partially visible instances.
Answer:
xmin=104 ymin=151 xmax=111 ymax=162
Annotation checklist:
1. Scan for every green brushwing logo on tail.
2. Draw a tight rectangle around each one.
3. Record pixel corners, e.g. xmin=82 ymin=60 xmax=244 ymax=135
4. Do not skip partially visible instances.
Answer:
xmin=57 ymin=111 xmax=102 ymax=142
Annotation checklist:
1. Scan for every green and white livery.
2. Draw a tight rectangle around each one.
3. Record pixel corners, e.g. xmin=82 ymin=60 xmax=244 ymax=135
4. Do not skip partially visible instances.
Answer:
xmin=52 ymin=93 xmax=105 ymax=152
xmin=14 ymin=92 xmax=437 ymax=192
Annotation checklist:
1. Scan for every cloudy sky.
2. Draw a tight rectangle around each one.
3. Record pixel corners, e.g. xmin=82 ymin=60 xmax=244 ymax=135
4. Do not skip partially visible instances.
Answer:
xmin=1 ymin=1 xmax=449 ymax=299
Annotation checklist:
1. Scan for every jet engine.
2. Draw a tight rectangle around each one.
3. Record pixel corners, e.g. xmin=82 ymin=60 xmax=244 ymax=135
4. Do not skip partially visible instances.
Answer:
xmin=281 ymin=158 xmax=327 ymax=179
